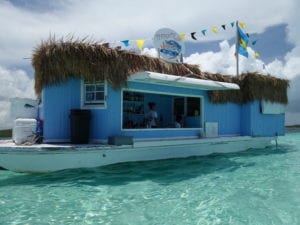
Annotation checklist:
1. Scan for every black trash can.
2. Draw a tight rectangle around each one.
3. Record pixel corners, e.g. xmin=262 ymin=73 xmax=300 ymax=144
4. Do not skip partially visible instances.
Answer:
xmin=70 ymin=109 xmax=91 ymax=144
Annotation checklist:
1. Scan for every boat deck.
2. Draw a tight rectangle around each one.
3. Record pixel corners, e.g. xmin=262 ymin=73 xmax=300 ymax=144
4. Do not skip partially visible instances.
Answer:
xmin=0 ymin=135 xmax=273 ymax=151
xmin=0 ymin=136 xmax=275 ymax=173
xmin=0 ymin=139 xmax=122 ymax=151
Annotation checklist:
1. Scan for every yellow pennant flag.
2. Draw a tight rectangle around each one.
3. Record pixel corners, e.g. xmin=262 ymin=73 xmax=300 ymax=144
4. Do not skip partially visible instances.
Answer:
xmin=179 ymin=33 xmax=186 ymax=40
xmin=239 ymin=22 xmax=246 ymax=29
xmin=240 ymin=39 xmax=247 ymax=49
xmin=211 ymin=27 xmax=218 ymax=34
xmin=254 ymin=52 xmax=260 ymax=58
xmin=136 ymin=40 xmax=145 ymax=52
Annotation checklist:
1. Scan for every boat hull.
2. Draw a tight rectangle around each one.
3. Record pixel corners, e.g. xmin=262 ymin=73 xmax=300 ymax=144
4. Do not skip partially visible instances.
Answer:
xmin=0 ymin=136 xmax=273 ymax=173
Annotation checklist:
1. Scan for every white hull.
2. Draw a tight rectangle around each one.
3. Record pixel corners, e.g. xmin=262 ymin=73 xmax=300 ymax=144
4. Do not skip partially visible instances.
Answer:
xmin=0 ymin=136 xmax=273 ymax=173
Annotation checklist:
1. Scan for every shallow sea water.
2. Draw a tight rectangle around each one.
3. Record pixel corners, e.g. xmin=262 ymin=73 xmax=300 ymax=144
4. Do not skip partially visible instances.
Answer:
xmin=1 ymin=130 xmax=300 ymax=225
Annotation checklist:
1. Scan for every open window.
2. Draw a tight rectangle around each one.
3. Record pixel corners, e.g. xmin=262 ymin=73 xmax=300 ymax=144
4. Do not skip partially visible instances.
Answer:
xmin=173 ymin=97 xmax=201 ymax=128
xmin=122 ymin=90 xmax=203 ymax=129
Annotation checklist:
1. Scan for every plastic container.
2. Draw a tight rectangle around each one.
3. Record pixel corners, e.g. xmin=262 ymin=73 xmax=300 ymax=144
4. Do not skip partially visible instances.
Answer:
xmin=10 ymin=98 xmax=38 ymax=119
xmin=13 ymin=118 xmax=37 ymax=144
xmin=69 ymin=109 xmax=91 ymax=144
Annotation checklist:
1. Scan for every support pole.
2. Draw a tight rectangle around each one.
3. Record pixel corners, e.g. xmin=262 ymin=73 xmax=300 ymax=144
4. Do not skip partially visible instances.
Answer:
xmin=236 ymin=20 xmax=239 ymax=77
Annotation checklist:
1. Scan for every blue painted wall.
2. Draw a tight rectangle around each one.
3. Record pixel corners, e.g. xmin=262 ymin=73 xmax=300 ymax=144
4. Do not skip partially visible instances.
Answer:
xmin=205 ymin=101 xmax=241 ymax=136
xmin=241 ymin=101 xmax=285 ymax=136
xmin=90 ymin=86 xmax=122 ymax=139
xmin=42 ymin=78 xmax=285 ymax=142
xmin=42 ymin=79 xmax=81 ymax=140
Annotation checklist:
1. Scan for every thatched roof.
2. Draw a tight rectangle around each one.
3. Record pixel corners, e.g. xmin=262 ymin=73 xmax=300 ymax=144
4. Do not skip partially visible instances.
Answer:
xmin=32 ymin=37 xmax=207 ymax=94
xmin=32 ymin=38 xmax=289 ymax=104
xmin=208 ymin=72 xmax=289 ymax=104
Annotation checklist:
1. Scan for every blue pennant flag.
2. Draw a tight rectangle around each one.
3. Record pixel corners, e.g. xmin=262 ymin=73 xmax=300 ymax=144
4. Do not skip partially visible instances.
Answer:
xmin=237 ymin=26 xmax=249 ymax=58
xmin=191 ymin=32 xmax=197 ymax=40
xmin=252 ymin=40 xmax=258 ymax=45
xmin=121 ymin=40 xmax=129 ymax=47
xmin=201 ymin=29 xmax=207 ymax=36
xmin=231 ymin=22 xmax=235 ymax=27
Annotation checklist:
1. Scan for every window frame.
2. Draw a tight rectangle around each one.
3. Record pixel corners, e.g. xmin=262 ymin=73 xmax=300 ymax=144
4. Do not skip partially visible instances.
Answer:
xmin=81 ymin=80 xmax=107 ymax=109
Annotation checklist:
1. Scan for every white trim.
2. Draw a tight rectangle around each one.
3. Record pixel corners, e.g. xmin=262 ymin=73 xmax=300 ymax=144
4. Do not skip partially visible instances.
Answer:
xmin=200 ymin=97 xmax=204 ymax=129
xmin=129 ymin=71 xmax=240 ymax=90
xmin=134 ymin=135 xmax=201 ymax=142
xmin=122 ymin=128 xmax=203 ymax=131
xmin=44 ymin=138 xmax=109 ymax=144
xmin=122 ymin=87 xmax=203 ymax=98
xmin=80 ymin=80 xmax=107 ymax=109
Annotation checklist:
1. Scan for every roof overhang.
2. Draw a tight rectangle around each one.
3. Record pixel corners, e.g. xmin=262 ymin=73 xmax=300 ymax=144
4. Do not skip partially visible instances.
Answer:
xmin=128 ymin=71 xmax=240 ymax=91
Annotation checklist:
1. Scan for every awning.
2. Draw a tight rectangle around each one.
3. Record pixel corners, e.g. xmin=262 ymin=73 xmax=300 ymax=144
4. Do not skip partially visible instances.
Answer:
xmin=129 ymin=71 xmax=240 ymax=91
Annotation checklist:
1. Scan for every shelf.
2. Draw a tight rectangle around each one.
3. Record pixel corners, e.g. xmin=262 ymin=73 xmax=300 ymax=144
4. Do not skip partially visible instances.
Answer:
xmin=123 ymin=100 xmax=144 ymax=103
xmin=123 ymin=91 xmax=145 ymax=117
xmin=123 ymin=91 xmax=144 ymax=102
xmin=124 ymin=112 xmax=144 ymax=115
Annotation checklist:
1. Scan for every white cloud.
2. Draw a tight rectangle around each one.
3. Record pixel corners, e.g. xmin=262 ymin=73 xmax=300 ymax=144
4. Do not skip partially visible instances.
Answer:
xmin=0 ymin=0 xmax=300 ymax=126
xmin=285 ymin=0 xmax=300 ymax=57
xmin=142 ymin=48 xmax=158 ymax=58
xmin=282 ymin=57 xmax=300 ymax=79
xmin=0 ymin=66 xmax=35 ymax=129
xmin=184 ymin=41 xmax=267 ymax=75
xmin=0 ymin=0 xmax=296 ymax=67
xmin=0 ymin=101 xmax=11 ymax=130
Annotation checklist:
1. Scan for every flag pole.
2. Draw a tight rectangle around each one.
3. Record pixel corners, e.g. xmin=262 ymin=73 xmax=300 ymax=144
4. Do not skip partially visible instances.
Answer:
xmin=235 ymin=20 xmax=239 ymax=77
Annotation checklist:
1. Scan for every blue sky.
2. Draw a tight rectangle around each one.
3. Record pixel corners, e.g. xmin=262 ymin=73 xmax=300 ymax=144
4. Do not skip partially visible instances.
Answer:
xmin=0 ymin=0 xmax=300 ymax=128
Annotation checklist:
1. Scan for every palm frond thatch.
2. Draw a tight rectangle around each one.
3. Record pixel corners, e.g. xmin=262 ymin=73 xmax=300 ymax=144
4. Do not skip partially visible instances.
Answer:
xmin=32 ymin=37 xmax=289 ymax=104
xmin=32 ymin=37 xmax=205 ymax=94
xmin=208 ymin=72 xmax=289 ymax=104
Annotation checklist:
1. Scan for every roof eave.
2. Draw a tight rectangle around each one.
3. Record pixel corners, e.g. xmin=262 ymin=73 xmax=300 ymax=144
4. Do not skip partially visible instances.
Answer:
xmin=128 ymin=71 xmax=240 ymax=91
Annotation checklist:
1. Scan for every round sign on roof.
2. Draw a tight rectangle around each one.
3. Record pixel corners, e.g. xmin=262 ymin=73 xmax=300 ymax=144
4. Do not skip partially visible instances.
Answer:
xmin=153 ymin=28 xmax=185 ymax=63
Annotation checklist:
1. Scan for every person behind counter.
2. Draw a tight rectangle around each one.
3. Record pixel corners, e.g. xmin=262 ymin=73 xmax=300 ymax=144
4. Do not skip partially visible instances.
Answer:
xmin=145 ymin=102 xmax=159 ymax=128
xmin=174 ymin=114 xmax=182 ymax=128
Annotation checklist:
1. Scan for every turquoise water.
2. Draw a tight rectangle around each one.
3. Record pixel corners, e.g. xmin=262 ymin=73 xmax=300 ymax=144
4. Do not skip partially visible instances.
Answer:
xmin=1 ymin=132 xmax=300 ymax=225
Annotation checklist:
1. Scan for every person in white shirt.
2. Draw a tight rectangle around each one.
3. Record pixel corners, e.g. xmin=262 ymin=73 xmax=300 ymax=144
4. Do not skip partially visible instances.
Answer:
xmin=145 ymin=102 xmax=159 ymax=128
xmin=174 ymin=115 xmax=182 ymax=128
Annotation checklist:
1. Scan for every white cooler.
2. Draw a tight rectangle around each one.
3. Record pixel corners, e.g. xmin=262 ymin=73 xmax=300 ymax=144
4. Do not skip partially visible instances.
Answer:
xmin=13 ymin=118 xmax=37 ymax=144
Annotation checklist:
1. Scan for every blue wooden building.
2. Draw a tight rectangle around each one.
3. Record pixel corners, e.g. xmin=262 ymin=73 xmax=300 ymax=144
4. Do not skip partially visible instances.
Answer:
xmin=0 ymin=39 xmax=290 ymax=173
xmin=33 ymin=40 xmax=288 ymax=143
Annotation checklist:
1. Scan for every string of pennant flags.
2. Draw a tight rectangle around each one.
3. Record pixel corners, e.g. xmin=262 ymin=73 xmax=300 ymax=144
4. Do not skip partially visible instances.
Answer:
xmin=107 ymin=21 xmax=261 ymax=60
